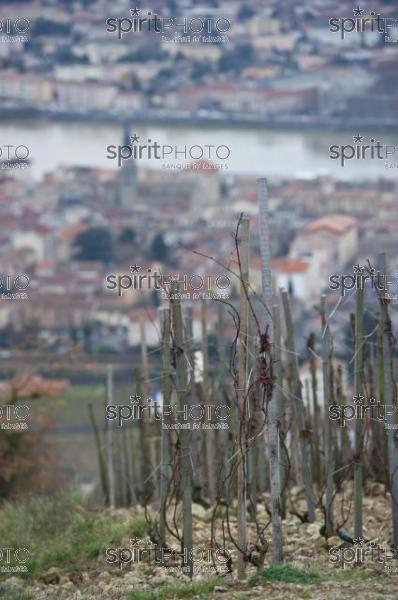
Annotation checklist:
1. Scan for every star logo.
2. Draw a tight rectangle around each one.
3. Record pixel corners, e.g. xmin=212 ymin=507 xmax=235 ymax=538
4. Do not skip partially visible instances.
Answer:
xmin=353 ymin=393 xmax=364 ymax=405
xmin=353 ymin=6 xmax=364 ymax=16
xmin=130 ymin=134 xmax=140 ymax=143
xmin=130 ymin=536 xmax=141 ymax=546
xmin=353 ymin=536 xmax=365 ymax=545
xmin=353 ymin=134 xmax=363 ymax=143
xmin=353 ymin=264 xmax=363 ymax=274
xmin=130 ymin=264 xmax=141 ymax=273
xmin=130 ymin=7 xmax=140 ymax=16
xmin=130 ymin=393 xmax=141 ymax=404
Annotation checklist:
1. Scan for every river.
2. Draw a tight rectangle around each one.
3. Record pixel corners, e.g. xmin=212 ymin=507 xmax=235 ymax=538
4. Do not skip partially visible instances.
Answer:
xmin=0 ymin=118 xmax=397 ymax=182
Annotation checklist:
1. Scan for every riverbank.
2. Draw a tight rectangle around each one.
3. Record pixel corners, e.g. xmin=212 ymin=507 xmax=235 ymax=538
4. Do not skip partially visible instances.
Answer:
xmin=0 ymin=105 xmax=397 ymax=134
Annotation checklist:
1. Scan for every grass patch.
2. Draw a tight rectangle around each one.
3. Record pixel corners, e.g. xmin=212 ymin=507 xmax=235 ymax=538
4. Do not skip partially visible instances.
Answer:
xmin=127 ymin=579 xmax=221 ymax=600
xmin=0 ymin=593 xmax=33 ymax=600
xmin=0 ymin=490 xmax=147 ymax=579
xmin=249 ymin=564 xmax=321 ymax=586
xmin=328 ymin=569 xmax=385 ymax=582
xmin=36 ymin=384 xmax=105 ymax=427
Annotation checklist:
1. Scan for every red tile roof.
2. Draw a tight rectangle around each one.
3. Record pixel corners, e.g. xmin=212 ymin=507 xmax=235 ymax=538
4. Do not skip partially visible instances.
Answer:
xmin=271 ymin=258 xmax=310 ymax=274
xmin=304 ymin=215 xmax=356 ymax=235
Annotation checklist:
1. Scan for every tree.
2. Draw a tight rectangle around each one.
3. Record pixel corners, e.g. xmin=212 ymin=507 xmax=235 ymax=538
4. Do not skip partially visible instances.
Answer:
xmin=116 ymin=228 xmax=137 ymax=262
xmin=32 ymin=18 xmax=71 ymax=36
xmin=150 ymin=233 xmax=169 ymax=261
xmin=118 ymin=227 xmax=136 ymax=245
xmin=54 ymin=47 xmax=89 ymax=65
xmin=191 ymin=61 xmax=212 ymax=81
xmin=129 ymin=74 xmax=141 ymax=91
xmin=0 ymin=374 xmax=68 ymax=499
xmin=74 ymin=228 xmax=114 ymax=263
xmin=157 ymin=67 xmax=174 ymax=80
xmin=167 ymin=0 xmax=178 ymax=13
xmin=218 ymin=43 xmax=254 ymax=73
xmin=237 ymin=5 xmax=256 ymax=19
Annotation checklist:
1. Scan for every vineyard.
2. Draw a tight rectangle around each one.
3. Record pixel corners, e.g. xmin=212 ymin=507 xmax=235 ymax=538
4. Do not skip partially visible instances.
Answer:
xmin=0 ymin=180 xmax=396 ymax=599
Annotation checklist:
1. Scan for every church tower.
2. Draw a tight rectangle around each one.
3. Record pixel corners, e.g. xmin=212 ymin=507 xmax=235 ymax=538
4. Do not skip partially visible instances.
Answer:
xmin=118 ymin=124 xmax=137 ymax=210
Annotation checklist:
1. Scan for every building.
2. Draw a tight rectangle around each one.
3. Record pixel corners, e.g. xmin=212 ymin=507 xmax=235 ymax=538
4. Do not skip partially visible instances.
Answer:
xmin=270 ymin=256 xmax=324 ymax=304
xmin=54 ymin=80 xmax=117 ymax=111
xmin=289 ymin=215 xmax=358 ymax=269
xmin=12 ymin=226 xmax=55 ymax=262
xmin=0 ymin=71 xmax=54 ymax=105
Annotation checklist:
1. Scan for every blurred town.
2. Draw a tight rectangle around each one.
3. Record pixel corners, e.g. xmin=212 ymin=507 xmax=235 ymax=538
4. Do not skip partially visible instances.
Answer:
xmin=0 ymin=0 xmax=397 ymax=127
xmin=1 ymin=154 xmax=397 ymax=363
xmin=0 ymin=0 xmax=397 ymax=370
